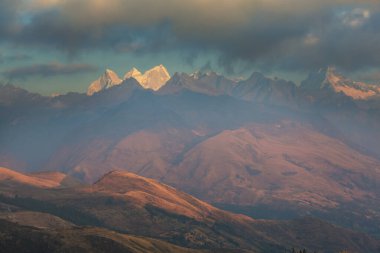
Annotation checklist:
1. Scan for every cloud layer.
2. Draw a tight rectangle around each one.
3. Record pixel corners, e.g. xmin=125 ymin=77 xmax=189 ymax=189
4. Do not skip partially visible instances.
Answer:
xmin=1 ymin=0 xmax=380 ymax=72
xmin=3 ymin=62 xmax=97 ymax=79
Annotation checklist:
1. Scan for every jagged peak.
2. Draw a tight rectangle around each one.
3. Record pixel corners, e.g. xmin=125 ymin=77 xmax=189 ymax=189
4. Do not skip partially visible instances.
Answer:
xmin=313 ymin=66 xmax=340 ymax=81
xmin=172 ymin=72 xmax=190 ymax=78
xmin=325 ymin=66 xmax=341 ymax=78
xmin=132 ymin=65 xmax=171 ymax=91
xmin=130 ymin=67 xmax=141 ymax=73
xmin=202 ymin=71 xmax=219 ymax=78
xmin=189 ymin=70 xmax=221 ymax=80
xmin=146 ymin=64 xmax=170 ymax=77
xmin=124 ymin=67 xmax=142 ymax=80
xmin=98 ymin=68 xmax=121 ymax=80
xmin=326 ymin=66 xmax=336 ymax=73
xmin=189 ymin=71 xmax=201 ymax=79
xmin=301 ymin=67 xmax=336 ymax=90
xmin=103 ymin=69 xmax=120 ymax=79
xmin=301 ymin=66 xmax=380 ymax=99
xmin=153 ymin=64 xmax=166 ymax=69
xmin=87 ymin=69 xmax=123 ymax=96
xmin=316 ymin=66 xmax=334 ymax=75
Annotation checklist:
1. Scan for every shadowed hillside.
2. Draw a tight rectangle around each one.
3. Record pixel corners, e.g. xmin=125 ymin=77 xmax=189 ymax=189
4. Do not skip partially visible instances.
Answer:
xmin=0 ymin=168 xmax=379 ymax=253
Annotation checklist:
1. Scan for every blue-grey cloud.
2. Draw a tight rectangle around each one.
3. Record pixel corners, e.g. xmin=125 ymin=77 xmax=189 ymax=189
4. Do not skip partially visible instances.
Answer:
xmin=354 ymin=70 xmax=380 ymax=84
xmin=0 ymin=53 xmax=33 ymax=64
xmin=0 ymin=0 xmax=380 ymax=73
xmin=2 ymin=62 xmax=98 ymax=79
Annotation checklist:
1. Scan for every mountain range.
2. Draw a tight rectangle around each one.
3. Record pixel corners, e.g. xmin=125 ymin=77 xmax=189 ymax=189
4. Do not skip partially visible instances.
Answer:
xmin=1 ymin=65 xmax=380 ymax=251
xmin=87 ymin=65 xmax=170 ymax=95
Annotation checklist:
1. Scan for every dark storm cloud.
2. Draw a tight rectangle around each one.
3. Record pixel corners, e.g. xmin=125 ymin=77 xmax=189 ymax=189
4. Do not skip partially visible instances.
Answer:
xmin=1 ymin=0 xmax=380 ymax=72
xmin=2 ymin=62 xmax=98 ymax=79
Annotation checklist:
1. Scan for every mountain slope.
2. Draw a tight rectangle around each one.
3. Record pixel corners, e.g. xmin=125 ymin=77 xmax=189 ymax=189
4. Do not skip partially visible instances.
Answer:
xmin=43 ymin=119 xmax=380 ymax=210
xmin=92 ymin=171 xmax=247 ymax=222
xmin=163 ymin=122 xmax=380 ymax=208
xmin=35 ymin=90 xmax=380 ymax=235
xmin=252 ymin=217 xmax=380 ymax=253
xmin=0 ymin=168 xmax=278 ymax=251
xmin=0 ymin=218 xmax=203 ymax=253
xmin=0 ymin=167 xmax=75 ymax=189
xmin=1 ymin=168 xmax=379 ymax=253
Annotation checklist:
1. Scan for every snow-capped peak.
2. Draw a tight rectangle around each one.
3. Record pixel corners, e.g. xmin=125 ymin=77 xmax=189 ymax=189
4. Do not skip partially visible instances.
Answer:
xmin=87 ymin=69 xmax=123 ymax=96
xmin=123 ymin=65 xmax=170 ymax=91
xmin=301 ymin=67 xmax=380 ymax=100
xmin=124 ymin=67 xmax=142 ymax=80
xmin=325 ymin=68 xmax=380 ymax=99
xmin=86 ymin=65 xmax=172 ymax=95
xmin=189 ymin=71 xmax=201 ymax=79
xmin=140 ymin=65 xmax=171 ymax=91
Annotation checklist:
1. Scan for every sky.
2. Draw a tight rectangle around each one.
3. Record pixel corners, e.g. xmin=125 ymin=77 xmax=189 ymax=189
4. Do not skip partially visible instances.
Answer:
xmin=1 ymin=0 xmax=380 ymax=95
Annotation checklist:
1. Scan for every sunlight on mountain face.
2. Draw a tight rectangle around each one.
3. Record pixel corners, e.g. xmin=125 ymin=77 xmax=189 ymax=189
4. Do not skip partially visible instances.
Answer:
xmin=87 ymin=65 xmax=170 ymax=95
xmin=326 ymin=68 xmax=380 ymax=99
xmin=87 ymin=69 xmax=123 ymax=95
xmin=124 ymin=65 xmax=171 ymax=91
